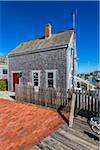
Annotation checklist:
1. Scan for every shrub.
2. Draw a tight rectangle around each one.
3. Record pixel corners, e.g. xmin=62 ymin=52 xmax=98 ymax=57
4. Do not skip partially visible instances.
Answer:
xmin=0 ymin=80 xmax=7 ymax=91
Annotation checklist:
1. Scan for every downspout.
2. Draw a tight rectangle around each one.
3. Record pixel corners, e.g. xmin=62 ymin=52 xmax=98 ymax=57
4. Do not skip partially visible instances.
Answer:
xmin=7 ymin=56 xmax=10 ymax=91
xmin=73 ymin=31 xmax=77 ymax=90
xmin=66 ymin=44 xmax=69 ymax=90
xmin=72 ymin=46 xmax=75 ymax=90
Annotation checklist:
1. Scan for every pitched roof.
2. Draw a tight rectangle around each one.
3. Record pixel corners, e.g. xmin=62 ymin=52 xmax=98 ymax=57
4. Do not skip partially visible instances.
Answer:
xmin=0 ymin=56 xmax=7 ymax=65
xmin=9 ymin=29 xmax=74 ymax=56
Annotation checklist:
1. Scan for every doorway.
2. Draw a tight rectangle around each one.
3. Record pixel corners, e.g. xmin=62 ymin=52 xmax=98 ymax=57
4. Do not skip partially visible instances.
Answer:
xmin=12 ymin=72 xmax=20 ymax=91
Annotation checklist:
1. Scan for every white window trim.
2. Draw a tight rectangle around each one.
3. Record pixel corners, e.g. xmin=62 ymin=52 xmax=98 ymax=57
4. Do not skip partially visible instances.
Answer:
xmin=0 ymin=66 xmax=8 ymax=79
xmin=45 ymin=69 xmax=57 ymax=88
xmin=32 ymin=70 xmax=41 ymax=87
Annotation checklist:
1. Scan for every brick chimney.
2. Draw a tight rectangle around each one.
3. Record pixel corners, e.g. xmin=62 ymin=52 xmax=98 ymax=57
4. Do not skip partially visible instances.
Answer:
xmin=45 ymin=24 xmax=52 ymax=38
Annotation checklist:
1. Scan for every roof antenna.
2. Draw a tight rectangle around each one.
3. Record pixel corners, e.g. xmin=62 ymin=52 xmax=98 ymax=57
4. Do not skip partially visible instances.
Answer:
xmin=72 ymin=9 xmax=77 ymax=30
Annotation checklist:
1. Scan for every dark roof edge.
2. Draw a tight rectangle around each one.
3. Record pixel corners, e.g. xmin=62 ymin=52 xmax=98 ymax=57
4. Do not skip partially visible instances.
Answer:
xmin=19 ymin=28 xmax=74 ymax=43
xmin=8 ymin=44 xmax=68 ymax=58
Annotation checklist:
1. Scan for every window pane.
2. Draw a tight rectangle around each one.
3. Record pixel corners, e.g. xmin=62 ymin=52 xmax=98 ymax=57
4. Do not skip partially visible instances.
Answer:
xmin=48 ymin=80 xmax=53 ymax=88
xmin=48 ymin=72 xmax=53 ymax=78
xmin=3 ymin=69 xmax=7 ymax=74
xmin=34 ymin=73 xmax=38 ymax=78
xmin=71 ymin=48 xmax=73 ymax=56
xmin=34 ymin=82 xmax=38 ymax=86
xmin=34 ymin=79 xmax=38 ymax=82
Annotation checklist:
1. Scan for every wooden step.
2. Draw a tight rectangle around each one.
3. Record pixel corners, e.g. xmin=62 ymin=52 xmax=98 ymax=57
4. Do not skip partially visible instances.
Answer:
xmin=38 ymin=136 xmax=73 ymax=150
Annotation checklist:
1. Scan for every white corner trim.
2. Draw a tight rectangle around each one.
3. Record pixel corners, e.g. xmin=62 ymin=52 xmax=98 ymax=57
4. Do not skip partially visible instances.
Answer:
xmin=68 ymin=32 xmax=74 ymax=48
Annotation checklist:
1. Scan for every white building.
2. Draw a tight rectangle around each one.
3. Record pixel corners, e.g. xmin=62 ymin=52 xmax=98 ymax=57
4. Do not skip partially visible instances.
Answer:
xmin=0 ymin=56 xmax=8 ymax=80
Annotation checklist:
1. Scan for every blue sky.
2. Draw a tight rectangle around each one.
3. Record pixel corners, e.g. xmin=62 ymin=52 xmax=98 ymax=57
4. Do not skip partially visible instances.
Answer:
xmin=0 ymin=1 xmax=99 ymax=73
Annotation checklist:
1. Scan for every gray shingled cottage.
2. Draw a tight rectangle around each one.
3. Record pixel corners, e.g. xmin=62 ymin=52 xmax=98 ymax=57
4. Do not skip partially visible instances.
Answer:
xmin=8 ymin=24 xmax=77 ymax=91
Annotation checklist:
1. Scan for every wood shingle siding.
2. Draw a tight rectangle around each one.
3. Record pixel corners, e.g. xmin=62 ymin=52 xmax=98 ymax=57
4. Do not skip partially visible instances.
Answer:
xmin=9 ymin=48 xmax=67 ymax=90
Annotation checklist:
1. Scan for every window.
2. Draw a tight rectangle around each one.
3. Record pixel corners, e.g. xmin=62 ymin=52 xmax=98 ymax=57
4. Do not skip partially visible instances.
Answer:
xmin=3 ymin=69 xmax=7 ymax=74
xmin=48 ymin=72 xmax=53 ymax=87
xmin=34 ymin=73 xmax=38 ymax=86
xmin=71 ymin=48 xmax=73 ymax=56
xmin=77 ymin=82 xmax=80 ymax=88
xmin=32 ymin=70 xmax=41 ymax=87
xmin=0 ymin=69 xmax=2 ymax=75
xmin=46 ymin=70 xmax=56 ymax=88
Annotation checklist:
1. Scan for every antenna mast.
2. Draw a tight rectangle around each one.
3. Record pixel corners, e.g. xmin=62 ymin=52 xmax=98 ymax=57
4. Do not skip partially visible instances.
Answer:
xmin=73 ymin=13 xmax=75 ymax=29
xmin=72 ymin=9 xmax=77 ymax=29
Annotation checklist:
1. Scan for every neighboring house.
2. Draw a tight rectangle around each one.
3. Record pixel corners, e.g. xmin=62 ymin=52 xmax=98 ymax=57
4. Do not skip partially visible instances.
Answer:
xmin=8 ymin=24 xmax=77 ymax=91
xmin=77 ymin=70 xmax=100 ymax=90
xmin=94 ymin=70 xmax=100 ymax=81
xmin=0 ymin=56 xmax=8 ymax=80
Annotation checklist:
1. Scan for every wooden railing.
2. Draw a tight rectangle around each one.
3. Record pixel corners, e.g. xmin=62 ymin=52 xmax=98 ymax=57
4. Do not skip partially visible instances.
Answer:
xmin=15 ymin=84 xmax=99 ymax=115
xmin=75 ymin=90 xmax=99 ymax=115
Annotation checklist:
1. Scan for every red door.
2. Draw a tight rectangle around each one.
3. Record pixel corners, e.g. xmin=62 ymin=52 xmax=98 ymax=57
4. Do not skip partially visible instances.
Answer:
xmin=13 ymin=73 xmax=20 ymax=91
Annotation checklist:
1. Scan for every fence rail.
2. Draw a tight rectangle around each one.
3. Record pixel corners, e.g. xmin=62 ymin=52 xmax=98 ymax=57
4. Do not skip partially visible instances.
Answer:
xmin=15 ymin=84 xmax=99 ymax=115
xmin=75 ymin=90 xmax=99 ymax=114
xmin=15 ymin=84 xmax=71 ymax=111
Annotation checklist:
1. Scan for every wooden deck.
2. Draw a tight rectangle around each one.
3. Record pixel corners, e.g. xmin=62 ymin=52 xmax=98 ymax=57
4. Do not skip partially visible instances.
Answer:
xmin=34 ymin=117 xmax=100 ymax=150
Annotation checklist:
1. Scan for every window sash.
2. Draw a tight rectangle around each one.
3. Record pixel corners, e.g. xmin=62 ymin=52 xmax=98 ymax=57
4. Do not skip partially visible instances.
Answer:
xmin=48 ymin=79 xmax=53 ymax=88
xmin=34 ymin=81 xmax=38 ymax=86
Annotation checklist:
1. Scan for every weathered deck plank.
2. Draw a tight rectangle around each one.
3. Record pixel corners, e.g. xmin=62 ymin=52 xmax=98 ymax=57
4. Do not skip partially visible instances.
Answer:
xmin=62 ymin=124 xmax=99 ymax=146
xmin=38 ymin=136 xmax=72 ymax=150
xmin=57 ymin=128 xmax=98 ymax=150
xmin=34 ymin=118 xmax=99 ymax=150
xmin=51 ymin=131 xmax=88 ymax=150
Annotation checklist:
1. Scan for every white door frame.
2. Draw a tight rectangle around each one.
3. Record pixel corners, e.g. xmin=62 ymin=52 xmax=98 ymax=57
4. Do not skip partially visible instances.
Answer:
xmin=11 ymin=71 xmax=21 ymax=91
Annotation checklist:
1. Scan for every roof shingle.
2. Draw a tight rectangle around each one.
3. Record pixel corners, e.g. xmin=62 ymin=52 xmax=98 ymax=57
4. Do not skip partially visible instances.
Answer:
xmin=9 ymin=29 xmax=74 ymax=56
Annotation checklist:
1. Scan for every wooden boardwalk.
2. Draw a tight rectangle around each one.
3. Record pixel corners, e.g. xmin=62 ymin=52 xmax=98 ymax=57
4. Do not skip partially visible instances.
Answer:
xmin=33 ymin=118 xmax=100 ymax=150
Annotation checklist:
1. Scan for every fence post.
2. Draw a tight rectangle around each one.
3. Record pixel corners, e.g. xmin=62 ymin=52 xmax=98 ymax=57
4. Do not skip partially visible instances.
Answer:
xmin=15 ymin=84 xmax=18 ymax=101
xmin=69 ymin=93 xmax=76 ymax=127
xmin=44 ymin=89 xmax=47 ymax=107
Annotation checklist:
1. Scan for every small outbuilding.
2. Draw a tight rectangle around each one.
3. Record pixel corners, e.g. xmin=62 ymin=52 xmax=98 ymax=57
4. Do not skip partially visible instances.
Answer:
xmin=8 ymin=24 xmax=77 ymax=91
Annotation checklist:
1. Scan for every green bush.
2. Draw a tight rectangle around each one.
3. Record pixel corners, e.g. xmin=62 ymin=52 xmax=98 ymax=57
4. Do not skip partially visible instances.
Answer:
xmin=0 ymin=80 xmax=7 ymax=91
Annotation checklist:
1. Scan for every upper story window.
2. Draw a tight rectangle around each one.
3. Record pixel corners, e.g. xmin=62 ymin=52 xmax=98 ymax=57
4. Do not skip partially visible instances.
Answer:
xmin=3 ymin=69 xmax=8 ymax=74
xmin=71 ymin=48 xmax=73 ymax=56
xmin=46 ymin=70 xmax=56 ymax=88
xmin=32 ymin=70 xmax=41 ymax=87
